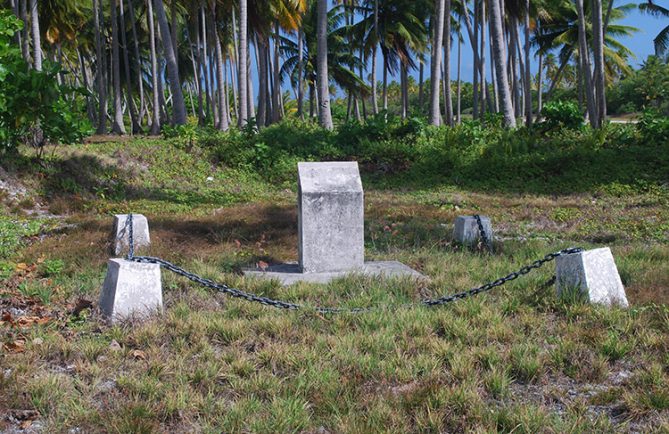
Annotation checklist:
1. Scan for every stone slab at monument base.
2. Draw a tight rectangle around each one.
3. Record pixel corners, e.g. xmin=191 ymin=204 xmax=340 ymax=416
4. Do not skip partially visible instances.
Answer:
xmin=555 ymin=247 xmax=629 ymax=308
xmin=244 ymin=261 xmax=426 ymax=286
xmin=99 ymin=259 xmax=163 ymax=323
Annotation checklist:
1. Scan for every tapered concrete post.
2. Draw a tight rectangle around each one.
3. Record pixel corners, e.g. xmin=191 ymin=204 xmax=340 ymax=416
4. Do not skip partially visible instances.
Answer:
xmin=99 ymin=259 xmax=163 ymax=323
xmin=298 ymin=162 xmax=364 ymax=273
xmin=556 ymin=247 xmax=629 ymax=307
xmin=112 ymin=214 xmax=150 ymax=256
xmin=454 ymin=216 xmax=492 ymax=246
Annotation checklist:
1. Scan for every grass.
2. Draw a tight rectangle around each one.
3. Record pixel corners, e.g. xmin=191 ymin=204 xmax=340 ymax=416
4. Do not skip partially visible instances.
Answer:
xmin=1 ymin=133 xmax=669 ymax=432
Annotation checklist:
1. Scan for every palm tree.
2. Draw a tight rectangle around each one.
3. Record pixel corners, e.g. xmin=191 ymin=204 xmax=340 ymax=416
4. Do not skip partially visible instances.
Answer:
xmin=639 ymin=1 xmax=669 ymax=58
xmin=93 ymin=0 xmax=107 ymax=134
xmin=238 ymin=0 xmax=248 ymax=127
xmin=154 ymin=0 xmax=187 ymax=125
xmin=490 ymin=0 xmax=515 ymax=127
xmin=430 ymin=0 xmax=446 ymax=126
xmin=29 ymin=0 xmax=42 ymax=70
xmin=110 ymin=0 xmax=127 ymax=134
xmin=280 ymin=3 xmax=368 ymax=106
xmin=119 ymin=0 xmax=141 ymax=133
xmin=316 ymin=0 xmax=333 ymax=129
xmin=148 ymin=0 xmax=162 ymax=134
xmin=535 ymin=0 xmax=637 ymax=120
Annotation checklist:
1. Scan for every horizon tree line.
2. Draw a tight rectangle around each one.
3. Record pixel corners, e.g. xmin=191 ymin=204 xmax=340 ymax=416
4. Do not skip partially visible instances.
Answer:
xmin=4 ymin=0 xmax=653 ymax=134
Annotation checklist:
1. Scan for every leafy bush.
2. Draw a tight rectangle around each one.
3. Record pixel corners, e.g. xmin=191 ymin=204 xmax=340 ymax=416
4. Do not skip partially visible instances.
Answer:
xmin=540 ymin=101 xmax=583 ymax=130
xmin=0 ymin=10 xmax=90 ymax=155
xmin=637 ymin=109 xmax=669 ymax=146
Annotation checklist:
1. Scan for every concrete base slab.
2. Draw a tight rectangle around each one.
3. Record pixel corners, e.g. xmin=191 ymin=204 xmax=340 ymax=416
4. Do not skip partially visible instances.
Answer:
xmin=99 ymin=259 xmax=163 ymax=323
xmin=244 ymin=261 xmax=427 ymax=286
xmin=556 ymin=247 xmax=629 ymax=308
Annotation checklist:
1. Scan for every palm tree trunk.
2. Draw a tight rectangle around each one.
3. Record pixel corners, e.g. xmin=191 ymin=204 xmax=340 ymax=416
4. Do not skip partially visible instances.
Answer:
xmin=120 ymin=0 xmax=141 ymax=133
xmin=456 ymin=25 xmax=462 ymax=124
xmin=536 ymin=51 xmax=543 ymax=121
xmin=430 ymin=0 xmax=445 ymax=126
xmin=592 ymin=0 xmax=606 ymax=127
xmin=479 ymin=0 xmax=487 ymax=118
xmin=111 ymin=0 xmax=126 ymax=134
xmin=418 ymin=57 xmax=424 ymax=111
xmin=154 ymin=0 xmax=186 ymax=125
xmin=238 ymin=0 xmax=248 ymax=126
xmin=444 ymin=0 xmax=453 ymax=126
xmin=209 ymin=46 xmax=219 ymax=128
xmin=524 ymin=0 xmax=532 ymax=126
xmin=575 ymin=0 xmax=597 ymax=127
xmin=247 ymin=43 xmax=255 ymax=118
xmin=213 ymin=5 xmax=229 ymax=131
xmin=490 ymin=0 xmax=516 ymax=127
xmin=272 ymin=21 xmax=282 ymax=123
xmin=266 ymin=44 xmax=274 ymax=126
xmin=231 ymin=9 xmax=240 ymax=119
xmin=19 ymin=0 xmax=30 ymax=63
xmin=382 ymin=60 xmax=388 ymax=111
xmin=11 ymin=0 xmax=21 ymax=49
xmin=316 ymin=0 xmax=333 ymax=129
xmin=371 ymin=0 xmax=379 ymax=114
xmin=171 ymin=0 xmax=178 ymax=61
xmin=78 ymin=49 xmax=96 ymax=123
xmin=29 ymin=0 xmax=41 ymax=71
xmin=297 ymin=29 xmax=304 ymax=119
xmin=509 ymin=22 xmax=521 ymax=118
xmin=309 ymin=82 xmax=315 ymax=119
xmin=187 ymin=16 xmax=204 ymax=124
xmin=229 ymin=57 xmax=238 ymax=121
xmin=147 ymin=0 xmax=161 ymax=134
xmin=257 ymin=37 xmax=268 ymax=127
xmin=93 ymin=0 xmax=107 ymax=134
xmin=400 ymin=62 xmax=408 ymax=118
xmin=472 ymin=0 xmax=479 ymax=119
xmin=128 ymin=0 xmax=146 ymax=125
xmin=200 ymin=2 xmax=211 ymax=121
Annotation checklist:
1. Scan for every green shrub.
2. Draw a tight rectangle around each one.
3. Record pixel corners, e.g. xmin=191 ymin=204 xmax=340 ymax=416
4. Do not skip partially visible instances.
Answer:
xmin=0 ymin=11 xmax=91 ymax=155
xmin=541 ymin=101 xmax=583 ymax=130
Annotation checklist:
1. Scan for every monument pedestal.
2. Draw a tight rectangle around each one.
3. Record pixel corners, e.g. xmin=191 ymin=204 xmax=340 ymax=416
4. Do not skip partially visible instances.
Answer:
xmin=244 ymin=161 xmax=425 ymax=286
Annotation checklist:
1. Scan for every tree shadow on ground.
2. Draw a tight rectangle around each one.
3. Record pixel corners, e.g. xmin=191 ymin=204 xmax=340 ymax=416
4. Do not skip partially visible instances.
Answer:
xmin=372 ymin=142 xmax=669 ymax=195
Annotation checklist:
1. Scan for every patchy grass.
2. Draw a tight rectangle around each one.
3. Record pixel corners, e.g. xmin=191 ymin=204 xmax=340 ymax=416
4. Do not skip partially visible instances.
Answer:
xmin=1 ymin=137 xmax=669 ymax=432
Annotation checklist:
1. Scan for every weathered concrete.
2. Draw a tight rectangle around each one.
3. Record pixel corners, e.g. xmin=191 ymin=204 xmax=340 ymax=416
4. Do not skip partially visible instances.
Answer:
xmin=113 ymin=214 xmax=150 ymax=256
xmin=298 ymin=162 xmax=364 ymax=273
xmin=99 ymin=259 xmax=163 ymax=323
xmin=244 ymin=261 xmax=427 ymax=286
xmin=453 ymin=215 xmax=493 ymax=246
xmin=556 ymin=247 xmax=629 ymax=307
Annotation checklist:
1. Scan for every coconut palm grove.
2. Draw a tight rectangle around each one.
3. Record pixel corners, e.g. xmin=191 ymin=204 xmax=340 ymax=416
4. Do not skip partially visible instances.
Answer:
xmin=1 ymin=0 xmax=669 ymax=432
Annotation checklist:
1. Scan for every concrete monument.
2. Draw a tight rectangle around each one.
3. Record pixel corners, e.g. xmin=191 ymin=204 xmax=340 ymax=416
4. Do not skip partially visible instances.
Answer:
xmin=245 ymin=162 xmax=425 ymax=285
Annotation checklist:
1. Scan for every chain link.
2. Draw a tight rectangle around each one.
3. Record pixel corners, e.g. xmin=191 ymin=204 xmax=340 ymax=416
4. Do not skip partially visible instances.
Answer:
xmin=122 ymin=214 xmax=582 ymax=313
xmin=473 ymin=214 xmax=493 ymax=253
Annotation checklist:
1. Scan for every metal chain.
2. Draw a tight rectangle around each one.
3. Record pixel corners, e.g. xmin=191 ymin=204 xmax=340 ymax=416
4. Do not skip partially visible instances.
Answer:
xmin=473 ymin=214 xmax=493 ymax=253
xmin=125 ymin=213 xmax=134 ymax=260
xmin=422 ymin=247 xmax=582 ymax=306
xmin=122 ymin=214 xmax=582 ymax=313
